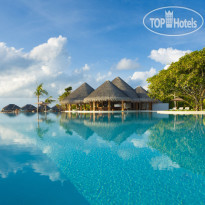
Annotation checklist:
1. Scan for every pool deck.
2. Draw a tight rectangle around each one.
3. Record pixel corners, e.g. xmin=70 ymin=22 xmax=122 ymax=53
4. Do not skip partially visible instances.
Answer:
xmin=157 ymin=111 xmax=205 ymax=115
xmin=64 ymin=110 xmax=205 ymax=115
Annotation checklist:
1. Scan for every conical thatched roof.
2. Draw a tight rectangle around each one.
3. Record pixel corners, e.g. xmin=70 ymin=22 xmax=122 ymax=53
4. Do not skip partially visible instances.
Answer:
xmin=112 ymin=77 xmax=140 ymax=102
xmin=21 ymin=104 xmax=37 ymax=112
xmin=61 ymin=83 xmax=94 ymax=104
xmin=135 ymin=86 xmax=155 ymax=102
xmin=38 ymin=105 xmax=50 ymax=112
xmin=51 ymin=105 xmax=61 ymax=112
xmin=84 ymin=81 xmax=131 ymax=102
xmin=1 ymin=104 xmax=20 ymax=112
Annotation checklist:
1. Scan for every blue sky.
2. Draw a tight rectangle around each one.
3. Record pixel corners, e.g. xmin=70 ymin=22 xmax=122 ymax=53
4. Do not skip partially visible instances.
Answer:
xmin=0 ymin=0 xmax=205 ymax=107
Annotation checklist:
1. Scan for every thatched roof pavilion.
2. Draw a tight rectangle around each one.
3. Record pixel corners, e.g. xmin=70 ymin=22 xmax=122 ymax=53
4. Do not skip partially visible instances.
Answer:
xmin=84 ymin=80 xmax=131 ymax=103
xmin=21 ymin=104 xmax=37 ymax=112
xmin=84 ymin=81 xmax=131 ymax=111
xmin=61 ymin=83 xmax=94 ymax=105
xmin=60 ymin=77 xmax=160 ymax=111
xmin=135 ymin=86 xmax=155 ymax=102
xmin=112 ymin=77 xmax=140 ymax=102
xmin=1 ymin=104 xmax=20 ymax=112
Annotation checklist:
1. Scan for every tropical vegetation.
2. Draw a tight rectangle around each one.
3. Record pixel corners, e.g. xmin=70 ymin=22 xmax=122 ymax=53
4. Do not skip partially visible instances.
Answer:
xmin=147 ymin=48 xmax=205 ymax=110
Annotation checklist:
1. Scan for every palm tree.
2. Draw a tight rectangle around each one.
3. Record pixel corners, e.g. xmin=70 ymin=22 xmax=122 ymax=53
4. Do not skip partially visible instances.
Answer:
xmin=34 ymin=83 xmax=48 ymax=113
xmin=44 ymin=96 xmax=55 ymax=112
xmin=58 ymin=86 xmax=72 ymax=111
xmin=58 ymin=86 xmax=72 ymax=101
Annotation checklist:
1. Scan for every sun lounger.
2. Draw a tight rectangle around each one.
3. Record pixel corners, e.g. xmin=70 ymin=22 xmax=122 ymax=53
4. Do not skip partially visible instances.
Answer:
xmin=172 ymin=107 xmax=177 ymax=110
xmin=178 ymin=107 xmax=184 ymax=110
xmin=185 ymin=107 xmax=190 ymax=110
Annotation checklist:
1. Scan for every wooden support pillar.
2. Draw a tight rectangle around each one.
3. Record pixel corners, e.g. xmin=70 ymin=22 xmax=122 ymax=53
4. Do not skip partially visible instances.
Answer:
xmin=65 ymin=104 xmax=68 ymax=111
xmin=121 ymin=101 xmax=124 ymax=111
xmin=149 ymin=102 xmax=152 ymax=110
xmin=89 ymin=102 xmax=92 ymax=111
xmin=93 ymin=101 xmax=95 ymax=111
xmin=80 ymin=104 xmax=82 ymax=111
xmin=97 ymin=102 xmax=99 ymax=111
xmin=84 ymin=103 xmax=86 ymax=111
xmin=136 ymin=102 xmax=139 ymax=110
xmin=108 ymin=100 xmax=111 ymax=111
xmin=68 ymin=104 xmax=71 ymax=111
xmin=76 ymin=104 xmax=79 ymax=110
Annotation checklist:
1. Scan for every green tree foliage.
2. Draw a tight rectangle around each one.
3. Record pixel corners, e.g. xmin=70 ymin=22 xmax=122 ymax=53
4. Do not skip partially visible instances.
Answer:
xmin=45 ymin=96 xmax=55 ymax=104
xmin=44 ymin=96 xmax=55 ymax=112
xmin=148 ymin=115 xmax=205 ymax=176
xmin=58 ymin=86 xmax=72 ymax=102
xmin=58 ymin=86 xmax=72 ymax=111
xmin=147 ymin=48 xmax=205 ymax=110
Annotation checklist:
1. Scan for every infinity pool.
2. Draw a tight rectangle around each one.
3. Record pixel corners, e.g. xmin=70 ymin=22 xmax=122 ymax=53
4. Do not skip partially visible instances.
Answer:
xmin=0 ymin=112 xmax=204 ymax=204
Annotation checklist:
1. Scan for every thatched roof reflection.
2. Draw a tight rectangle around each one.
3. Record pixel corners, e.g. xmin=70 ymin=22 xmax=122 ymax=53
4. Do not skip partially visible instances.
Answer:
xmin=60 ymin=113 xmax=94 ymax=139
xmin=60 ymin=113 xmax=159 ymax=144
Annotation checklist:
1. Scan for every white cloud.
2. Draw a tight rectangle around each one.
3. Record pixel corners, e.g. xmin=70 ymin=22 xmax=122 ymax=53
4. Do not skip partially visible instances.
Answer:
xmin=129 ymin=67 xmax=156 ymax=88
xmin=149 ymin=47 xmax=191 ymax=65
xmin=0 ymin=36 xmax=72 ymax=98
xmin=163 ymin=65 xmax=170 ymax=70
xmin=82 ymin=64 xmax=90 ymax=71
xmin=96 ymin=71 xmax=112 ymax=82
xmin=74 ymin=64 xmax=90 ymax=74
xmin=150 ymin=155 xmax=180 ymax=170
xmin=131 ymin=131 xmax=150 ymax=148
xmin=116 ymin=58 xmax=140 ymax=70
xmin=130 ymin=68 xmax=156 ymax=81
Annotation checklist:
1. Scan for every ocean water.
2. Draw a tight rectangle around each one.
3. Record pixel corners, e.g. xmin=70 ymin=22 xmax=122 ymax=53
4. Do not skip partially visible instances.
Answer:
xmin=0 ymin=112 xmax=204 ymax=205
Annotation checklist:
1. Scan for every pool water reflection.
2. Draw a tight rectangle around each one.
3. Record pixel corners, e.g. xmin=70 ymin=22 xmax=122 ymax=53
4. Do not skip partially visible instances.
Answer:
xmin=0 ymin=112 xmax=204 ymax=204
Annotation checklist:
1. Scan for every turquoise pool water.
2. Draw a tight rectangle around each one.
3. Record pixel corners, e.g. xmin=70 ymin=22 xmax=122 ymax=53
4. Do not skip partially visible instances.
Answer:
xmin=0 ymin=112 xmax=204 ymax=205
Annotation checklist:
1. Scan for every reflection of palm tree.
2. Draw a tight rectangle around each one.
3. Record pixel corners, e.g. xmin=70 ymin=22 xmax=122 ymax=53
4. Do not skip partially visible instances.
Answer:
xmin=34 ymin=83 xmax=48 ymax=113
xmin=36 ymin=127 xmax=49 ymax=139
xmin=36 ymin=113 xmax=53 ymax=139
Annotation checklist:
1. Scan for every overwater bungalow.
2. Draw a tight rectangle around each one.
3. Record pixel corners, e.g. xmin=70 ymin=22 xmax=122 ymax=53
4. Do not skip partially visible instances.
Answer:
xmin=1 ymin=104 xmax=20 ymax=113
xmin=21 ymin=104 xmax=37 ymax=112
xmin=38 ymin=105 xmax=51 ymax=112
xmin=51 ymin=105 xmax=61 ymax=112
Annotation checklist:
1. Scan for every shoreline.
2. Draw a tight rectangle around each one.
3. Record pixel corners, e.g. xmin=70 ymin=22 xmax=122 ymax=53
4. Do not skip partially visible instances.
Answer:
xmin=64 ymin=110 xmax=205 ymax=115
xmin=1 ymin=110 xmax=205 ymax=115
